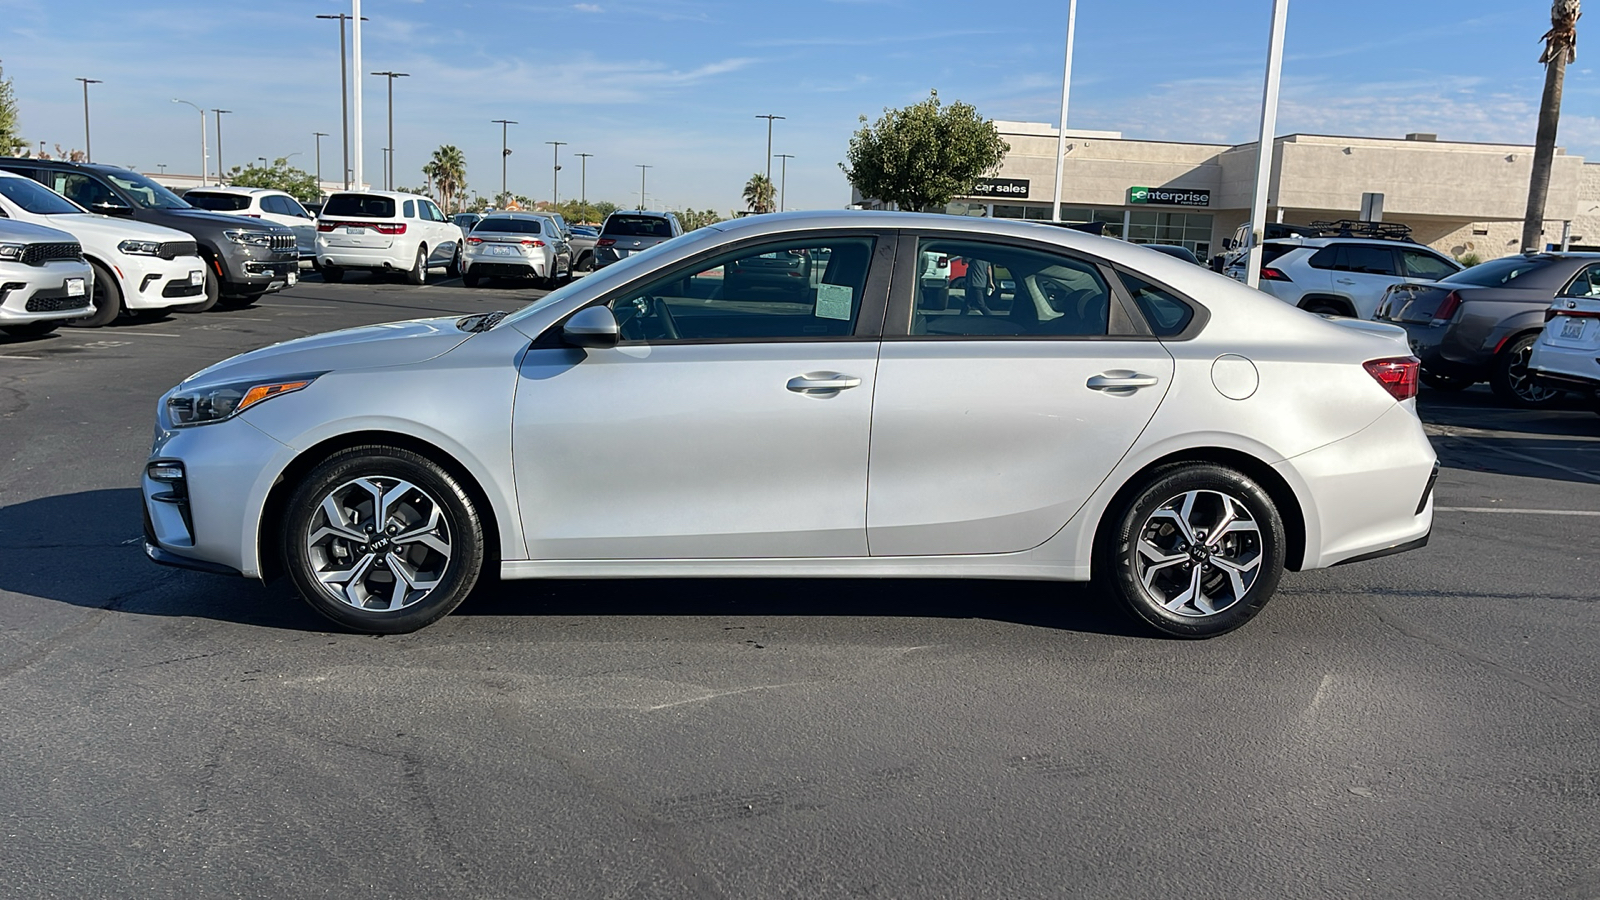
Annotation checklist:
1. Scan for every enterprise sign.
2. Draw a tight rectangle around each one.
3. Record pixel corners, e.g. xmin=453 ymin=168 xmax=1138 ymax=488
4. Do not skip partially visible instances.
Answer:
xmin=1129 ymin=186 xmax=1211 ymax=207
xmin=970 ymin=177 xmax=1030 ymax=198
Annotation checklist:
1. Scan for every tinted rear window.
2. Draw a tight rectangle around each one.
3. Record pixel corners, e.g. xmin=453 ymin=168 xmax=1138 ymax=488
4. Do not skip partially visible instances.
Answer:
xmin=183 ymin=192 xmax=252 ymax=212
xmin=322 ymin=194 xmax=395 ymax=218
xmin=1443 ymin=257 xmax=1551 ymax=287
xmin=476 ymin=217 xmax=541 ymax=234
xmin=1259 ymin=243 xmax=1297 ymax=265
xmin=603 ymin=215 xmax=672 ymax=237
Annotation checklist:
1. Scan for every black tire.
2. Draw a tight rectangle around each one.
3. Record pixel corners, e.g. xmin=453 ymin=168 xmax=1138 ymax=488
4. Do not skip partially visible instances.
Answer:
xmin=407 ymin=245 xmax=428 ymax=285
xmin=577 ymin=251 xmax=594 ymax=272
xmin=1489 ymin=333 xmax=1563 ymax=408
xmin=1420 ymin=370 xmax=1474 ymax=392
xmin=1 ymin=321 xmax=59 ymax=338
xmin=321 ymin=266 xmax=345 ymax=284
xmin=446 ymin=247 xmax=462 ymax=278
xmin=1300 ymin=299 xmax=1350 ymax=317
xmin=175 ymin=262 xmax=221 ymax=313
xmin=1099 ymin=463 xmax=1287 ymax=639
xmin=462 ymin=270 xmax=480 ymax=288
xmin=281 ymin=445 xmax=485 ymax=634
xmin=69 ymin=260 xmax=123 ymax=327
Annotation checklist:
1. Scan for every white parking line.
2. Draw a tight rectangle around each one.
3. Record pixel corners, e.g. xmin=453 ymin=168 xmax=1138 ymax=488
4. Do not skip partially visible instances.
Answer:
xmin=1435 ymin=506 xmax=1600 ymax=517
xmin=53 ymin=329 xmax=181 ymax=338
xmin=0 ymin=354 xmax=41 ymax=360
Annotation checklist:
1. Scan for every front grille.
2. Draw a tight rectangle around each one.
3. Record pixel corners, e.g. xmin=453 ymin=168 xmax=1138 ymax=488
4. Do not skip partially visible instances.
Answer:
xmin=158 ymin=241 xmax=198 ymax=260
xmin=269 ymin=233 xmax=296 ymax=253
xmin=26 ymin=291 xmax=91 ymax=313
xmin=161 ymin=281 xmax=204 ymax=298
xmin=21 ymin=242 xmax=83 ymax=266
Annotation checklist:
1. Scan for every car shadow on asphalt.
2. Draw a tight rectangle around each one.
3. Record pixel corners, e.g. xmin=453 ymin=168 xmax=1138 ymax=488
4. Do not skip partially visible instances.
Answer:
xmin=0 ymin=488 xmax=1147 ymax=638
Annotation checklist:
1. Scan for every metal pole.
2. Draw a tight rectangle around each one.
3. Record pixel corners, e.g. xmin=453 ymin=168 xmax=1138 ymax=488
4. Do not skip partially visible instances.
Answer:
xmin=637 ymin=165 xmax=651 ymax=210
xmin=76 ymin=78 xmax=101 ymax=162
xmin=547 ymin=141 xmax=566 ymax=207
xmin=352 ymin=0 xmax=363 ymax=190
xmin=212 ymin=109 xmax=231 ymax=181
xmin=1245 ymin=0 xmax=1289 ymax=290
xmin=172 ymin=99 xmax=207 ymax=185
xmin=1050 ymin=0 xmax=1077 ymax=222
xmin=313 ymin=132 xmax=327 ymax=193
xmin=576 ymin=153 xmax=592 ymax=207
xmin=371 ymin=72 xmax=407 ymax=190
xmin=317 ymin=14 xmax=360 ymax=190
xmin=492 ymin=120 xmax=516 ymax=204
xmin=775 ymin=153 xmax=794 ymax=211
xmin=755 ymin=114 xmax=784 ymax=187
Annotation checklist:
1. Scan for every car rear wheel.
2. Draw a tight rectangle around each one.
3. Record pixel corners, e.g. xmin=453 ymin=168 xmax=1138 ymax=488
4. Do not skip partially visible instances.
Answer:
xmin=1100 ymin=464 xmax=1286 ymax=639
xmin=1300 ymin=299 xmax=1350 ymax=317
xmin=0 ymin=321 xmax=59 ymax=338
xmin=1420 ymin=370 xmax=1474 ymax=392
xmin=68 ymin=261 xmax=123 ymax=327
xmin=1490 ymin=333 xmax=1563 ymax=408
xmin=281 ymin=446 xmax=485 ymax=634
xmin=406 ymin=246 xmax=428 ymax=285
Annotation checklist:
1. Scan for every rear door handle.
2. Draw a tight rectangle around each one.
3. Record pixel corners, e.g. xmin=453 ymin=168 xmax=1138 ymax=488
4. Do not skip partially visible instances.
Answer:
xmin=1086 ymin=372 xmax=1160 ymax=393
xmin=1335 ymin=278 xmax=1357 ymax=284
xmin=787 ymin=372 xmax=862 ymax=395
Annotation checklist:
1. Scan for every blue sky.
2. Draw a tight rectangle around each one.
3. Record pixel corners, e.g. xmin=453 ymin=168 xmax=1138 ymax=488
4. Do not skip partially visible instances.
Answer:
xmin=1 ymin=0 xmax=1594 ymax=212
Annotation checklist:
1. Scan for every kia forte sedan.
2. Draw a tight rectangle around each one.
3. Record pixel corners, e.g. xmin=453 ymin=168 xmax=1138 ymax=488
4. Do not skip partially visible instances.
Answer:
xmin=143 ymin=211 xmax=1437 ymax=638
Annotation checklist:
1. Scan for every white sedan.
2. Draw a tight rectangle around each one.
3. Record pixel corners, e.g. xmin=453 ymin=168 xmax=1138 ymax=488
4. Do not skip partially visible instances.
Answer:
xmin=142 ymin=211 xmax=1437 ymax=638
xmin=1530 ymin=287 xmax=1600 ymax=411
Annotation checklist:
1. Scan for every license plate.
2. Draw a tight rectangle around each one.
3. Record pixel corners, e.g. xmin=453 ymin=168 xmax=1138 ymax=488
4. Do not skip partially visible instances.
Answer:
xmin=343 ymin=226 xmax=364 ymax=235
xmin=189 ymin=270 xmax=204 ymax=286
xmin=1561 ymin=317 xmax=1586 ymax=339
xmin=65 ymin=277 xmax=85 ymax=297
xmin=488 ymin=245 xmax=514 ymax=257
xmin=287 ymin=270 xmax=298 ymax=286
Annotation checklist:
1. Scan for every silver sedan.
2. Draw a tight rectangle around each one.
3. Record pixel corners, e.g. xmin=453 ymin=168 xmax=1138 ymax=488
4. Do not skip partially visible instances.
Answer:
xmin=143 ymin=211 xmax=1437 ymax=637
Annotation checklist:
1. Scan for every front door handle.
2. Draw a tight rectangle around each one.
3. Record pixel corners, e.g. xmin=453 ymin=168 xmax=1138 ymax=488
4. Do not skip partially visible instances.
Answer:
xmin=1086 ymin=372 xmax=1160 ymax=393
xmin=787 ymin=372 xmax=862 ymax=395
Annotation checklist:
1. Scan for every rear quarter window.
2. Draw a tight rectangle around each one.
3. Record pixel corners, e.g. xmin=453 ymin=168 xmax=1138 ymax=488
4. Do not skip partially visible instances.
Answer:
xmin=322 ymin=194 xmax=396 ymax=218
xmin=1119 ymin=273 xmax=1195 ymax=337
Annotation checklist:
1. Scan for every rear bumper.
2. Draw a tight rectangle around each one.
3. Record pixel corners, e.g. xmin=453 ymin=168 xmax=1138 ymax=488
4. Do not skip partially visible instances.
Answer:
xmin=1529 ymin=342 xmax=1600 ymax=392
xmin=317 ymin=242 xmax=408 ymax=270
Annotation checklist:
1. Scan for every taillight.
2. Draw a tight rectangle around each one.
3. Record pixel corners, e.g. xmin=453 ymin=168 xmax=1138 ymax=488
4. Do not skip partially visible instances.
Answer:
xmin=1260 ymin=266 xmax=1291 ymax=282
xmin=1547 ymin=306 xmax=1600 ymax=321
xmin=316 ymin=221 xmax=339 ymax=232
xmin=1430 ymin=290 xmax=1462 ymax=326
xmin=372 ymin=222 xmax=406 ymax=235
xmin=520 ymin=239 xmax=545 ymax=248
xmin=244 ymin=213 xmax=261 ymax=218
xmin=466 ymin=236 xmax=484 ymax=245
xmin=596 ymin=238 xmax=616 ymax=247
xmin=1364 ymin=356 xmax=1420 ymax=402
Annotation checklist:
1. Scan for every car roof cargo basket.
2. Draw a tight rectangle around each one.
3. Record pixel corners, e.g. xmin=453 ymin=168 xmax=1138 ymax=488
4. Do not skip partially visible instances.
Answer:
xmin=1306 ymin=219 xmax=1414 ymax=242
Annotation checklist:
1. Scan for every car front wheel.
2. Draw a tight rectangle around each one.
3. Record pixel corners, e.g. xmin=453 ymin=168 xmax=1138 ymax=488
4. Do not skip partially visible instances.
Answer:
xmin=406 ymin=245 xmax=428 ymax=285
xmin=1100 ymin=463 xmax=1286 ymax=638
xmin=281 ymin=446 xmax=485 ymax=634
xmin=1490 ymin=333 xmax=1563 ymax=408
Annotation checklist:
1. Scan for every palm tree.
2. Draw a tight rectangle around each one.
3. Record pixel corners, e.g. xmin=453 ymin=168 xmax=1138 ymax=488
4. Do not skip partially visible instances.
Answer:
xmin=424 ymin=144 xmax=467 ymax=213
xmin=742 ymin=173 xmax=775 ymax=214
xmin=1522 ymin=0 xmax=1581 ymax=252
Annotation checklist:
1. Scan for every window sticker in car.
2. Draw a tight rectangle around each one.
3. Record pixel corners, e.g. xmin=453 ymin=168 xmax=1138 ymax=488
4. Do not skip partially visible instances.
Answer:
xmin=816 ymin=283 xmax=853 ymax=320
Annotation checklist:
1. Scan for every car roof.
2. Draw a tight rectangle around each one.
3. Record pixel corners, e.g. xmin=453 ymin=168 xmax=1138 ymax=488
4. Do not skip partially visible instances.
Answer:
xmin=187 ymin=186 xmax=282 ymax=196
xmin=327 ymin=190 xmax=432 ymax=201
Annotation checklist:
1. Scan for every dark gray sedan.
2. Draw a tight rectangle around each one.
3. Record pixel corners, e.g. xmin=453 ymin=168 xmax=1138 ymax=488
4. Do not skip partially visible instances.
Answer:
xmin=593 ymin=211 xmax=682 ymax=269
xmin=1375 ymin=253 xmax=1600 ymax=406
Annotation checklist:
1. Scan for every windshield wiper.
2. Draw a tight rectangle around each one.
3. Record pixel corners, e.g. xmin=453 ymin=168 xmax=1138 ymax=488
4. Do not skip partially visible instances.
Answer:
xmin=456 ymin=311 xmax=508 ymax=333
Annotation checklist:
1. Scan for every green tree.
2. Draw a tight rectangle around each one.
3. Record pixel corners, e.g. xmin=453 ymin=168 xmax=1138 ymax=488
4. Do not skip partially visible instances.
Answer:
xmin=0 ymin=61 xmax=26 ymax=156
xmin=226 ymin=158 xmax=322 ymax=204
xmin=742 ymin=173 xmax=775 ymax=214
xmin=841 ymin=89 xmax=1010 ymax=212
xmin=677 ymin=208 xmax=724 ymax=231
xmin=1522 ymin=0 xmax=1581 ymax=251
xmin=423 ymin=145 xmax=467 ymax=213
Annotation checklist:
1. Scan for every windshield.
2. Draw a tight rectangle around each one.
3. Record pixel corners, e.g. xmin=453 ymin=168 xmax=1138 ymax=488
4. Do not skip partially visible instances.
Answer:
xmin=500 ymin=225 xmax=724 ymax=330
xmin=603 ymin=215 xmax=673 ymax=237
xmin=476 ymin=217 xmax=542 ymax=234
xmin=1442 ymin=257 xmax=1550 ymax=287
xmin=184 ymin=191 xmax=252 ymax=212
xmin=0 ymin=177 xmax=83 ymax=215
xmin=104 ymin=171 xmax=190 ymax=210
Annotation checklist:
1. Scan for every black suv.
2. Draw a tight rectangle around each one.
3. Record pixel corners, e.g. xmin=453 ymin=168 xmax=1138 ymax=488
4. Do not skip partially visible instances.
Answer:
xmin=0 ymin=160 xmax=297 ymax=310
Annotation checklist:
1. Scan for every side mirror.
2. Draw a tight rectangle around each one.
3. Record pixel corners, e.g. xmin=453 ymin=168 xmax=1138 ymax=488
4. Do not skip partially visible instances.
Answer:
xmin=562 ymin=305 xmax=620 ymax=349
xmin=93 ymin=201 xmax=133 ymax=217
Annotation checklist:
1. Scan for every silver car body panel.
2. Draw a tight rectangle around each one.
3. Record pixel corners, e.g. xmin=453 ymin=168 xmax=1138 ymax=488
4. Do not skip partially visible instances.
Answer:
xmin=147 ymin=210 xmax=1435 ymax=582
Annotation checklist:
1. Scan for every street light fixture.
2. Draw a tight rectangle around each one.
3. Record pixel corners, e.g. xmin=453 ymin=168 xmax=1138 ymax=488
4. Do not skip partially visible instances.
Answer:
xmin=636 ymin=164 xmax=652 ymax=211
xmin=546 ymin=141 xmax=567 ymax=207
xmin=313 ymin=132 xmax=329 ymax=192
xmin=316 ymin=13 xmax=366 ymax=190
xmin=172 ymin=99 xmax=208 ymax=185
xmin=755 ymin=113 xmax=784 ymax=185
xmin=492 ymin=119 xmax=517 ymax=204
xmin=75 ymin=78 xmax=102 ymax=162
xmin=212 ymin=109 xmax=232 ymax=182
xmin=774 ymin=153 xmax=794 ymax=212
xmin=370 ymin=71 xmax=409 ymax=190
xmin=575 ymin=152 xmax=593 ymax=208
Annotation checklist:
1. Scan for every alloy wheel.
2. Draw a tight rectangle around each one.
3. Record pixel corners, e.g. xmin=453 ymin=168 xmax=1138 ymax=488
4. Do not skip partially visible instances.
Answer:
xmin=1505 ymin=341 xmax=1560 ymax=404
xmin=1133 ymin=490 xmax=1263 ymax=617
xmin=304 ymin=476 xmax=452 ymax=612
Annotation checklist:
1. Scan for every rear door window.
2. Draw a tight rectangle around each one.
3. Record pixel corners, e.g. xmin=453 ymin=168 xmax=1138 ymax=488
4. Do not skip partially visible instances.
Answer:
xmin=909 ymin=238 xmax=1110 ymax=338
xmin=322 ymin=194 xmax=396 ymax=218
xmin=1401 ymin=249 xmax=1459 ymax=280
xmin=1342 ymin=245 xmax=1399 ymax=275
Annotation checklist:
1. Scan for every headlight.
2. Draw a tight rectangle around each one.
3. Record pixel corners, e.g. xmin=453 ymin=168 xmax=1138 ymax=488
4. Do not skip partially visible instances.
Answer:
xmin=165 ymin=375 xmax=320 ymax=427
xmin=223 ymin=229 xmax=274 ymax=248
xmin=119 ymin=239 xmax=163 ymax=256
xmin=0 ymin=243 xmax=25 ymax=262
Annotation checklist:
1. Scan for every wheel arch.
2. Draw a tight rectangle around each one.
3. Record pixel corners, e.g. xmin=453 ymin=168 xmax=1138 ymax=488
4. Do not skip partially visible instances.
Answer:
xmin=256 ymin=429 xmax=502 ymax=583
xmin=1296 ymin=293 xmax=1357 ymax=317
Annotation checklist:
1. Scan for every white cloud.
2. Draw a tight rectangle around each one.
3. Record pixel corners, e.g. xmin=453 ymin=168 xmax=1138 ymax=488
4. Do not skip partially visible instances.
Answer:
xmin=573 ymin=3 xmax=603 ymax=11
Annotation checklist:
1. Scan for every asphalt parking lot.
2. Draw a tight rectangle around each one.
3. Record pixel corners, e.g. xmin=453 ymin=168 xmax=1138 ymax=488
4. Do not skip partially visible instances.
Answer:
xmin=2 ymin=275 xmax=1598 ymax=899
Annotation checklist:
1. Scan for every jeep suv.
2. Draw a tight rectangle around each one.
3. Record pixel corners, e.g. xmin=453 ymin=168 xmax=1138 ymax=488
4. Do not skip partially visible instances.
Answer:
xmin=1223 ymin=221 xmax=1461 ymax=319
xmin=0 ymin=160 xmax=298 ymax=311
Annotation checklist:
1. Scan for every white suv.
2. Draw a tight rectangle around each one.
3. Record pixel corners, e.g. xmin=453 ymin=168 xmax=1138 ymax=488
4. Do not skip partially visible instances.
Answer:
xmin=184 ymin=187 xmax=318 ymax=258
xmin=314 ymin=191 xmax=462 ymax=284
xmin=0 ymin=172 xmax=207 ymax=326
xmin=1225 ymin=232 xmax=1462 ymax=319
xmin=0 ymin=218 xmax=94 ymax=338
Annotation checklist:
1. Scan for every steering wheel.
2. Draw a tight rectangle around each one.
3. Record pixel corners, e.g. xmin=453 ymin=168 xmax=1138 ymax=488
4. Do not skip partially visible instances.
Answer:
xmin=649 ymin=297 xmax=680 ymax=340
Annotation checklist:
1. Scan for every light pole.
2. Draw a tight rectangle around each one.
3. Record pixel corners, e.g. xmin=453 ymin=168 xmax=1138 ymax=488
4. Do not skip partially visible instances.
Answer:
xmin=1244 ymin=0 xmax=1289 ymax=290
xmin=754 ymin=113 xmax=784 ymax=185
xmin=575 ymin=152 xmax=593 ymax=211
xmin=492 ymin=119 xmax=516 ymax=204
xmin=636 ymin=165 xmax=652 ymax=211
xmin=75 ymin=78 xmax=102 ymax=162
xmin=316 ymin=13 xmax=365 ymax=190
xmin=157 ymin=164 xmax=167 ymax=174
xmin=774 ymin=153 xmax=794 ymax=211
xmin=370 ymin=71 xmax=408 ymax=190
xmin=1051 ymin=0 xmax=1078 ymax=222
xmin=313 ymin=132 xmax=328 ymax=192
xmin=172 ymin=99 xmax=207 ymax=185
xmin=212 ymin=109 xmax=232 ymax=182
xmin=546 ymin=141 xmax=566 ymax=207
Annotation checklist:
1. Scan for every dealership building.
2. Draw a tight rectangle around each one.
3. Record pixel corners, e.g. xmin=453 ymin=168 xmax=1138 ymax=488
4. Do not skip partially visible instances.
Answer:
xmin=900 ymin=121 xmax=1600 ymax=262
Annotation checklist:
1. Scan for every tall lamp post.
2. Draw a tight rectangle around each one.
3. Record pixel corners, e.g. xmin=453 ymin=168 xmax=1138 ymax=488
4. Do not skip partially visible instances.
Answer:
xmin=315 ymin=13 xmax=365 ymax=190
xmin=172 ymin=99 xmax=208 ymax=185
xmin=370 ymin=71 xmax=408 ymax=190
xmin=492 ymin=119 xmax=516 ymax=204
xmin=754 ymin=113 xmax=784 ymax=185
xmin=212 ymin=109 xmax=232 ymax=182
xmin=75 ymin=78 xmax=102 ymax=162
xmin=1244 ymin=0 xmax=1289 ymax=290
xmin=636 ymin=165 xmax=652 ymax=211
xmin=1050 ymin=0 xmax=1078 ymax=222
xmin=313 ymin=132 xmax=328 ymax=193
xmin=546 ymin=141 xmax=567 ymax=207
xmin=774 ymin=153 xmax=794 ymax=212
xmin=575 ymin=152 xmax=593 ymax=210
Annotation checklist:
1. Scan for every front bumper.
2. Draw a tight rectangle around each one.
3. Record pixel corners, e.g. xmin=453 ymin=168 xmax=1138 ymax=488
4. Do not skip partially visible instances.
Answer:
xmin=0 ymin=262 xmax=93 ymax=323
xmin=120 ymin=254 xmax=209 ymax=310
xmin=218 ymin=244 xmax=298 ymax=290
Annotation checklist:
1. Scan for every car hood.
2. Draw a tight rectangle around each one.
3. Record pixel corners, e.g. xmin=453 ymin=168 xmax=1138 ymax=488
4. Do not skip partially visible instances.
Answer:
xmin=50 ymin=213 xmax=193 ymax=246
xmin=152 ymin=207 xmax=294 ymax=233
xmin=178 ymin=317 xmax=474 ymax=388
